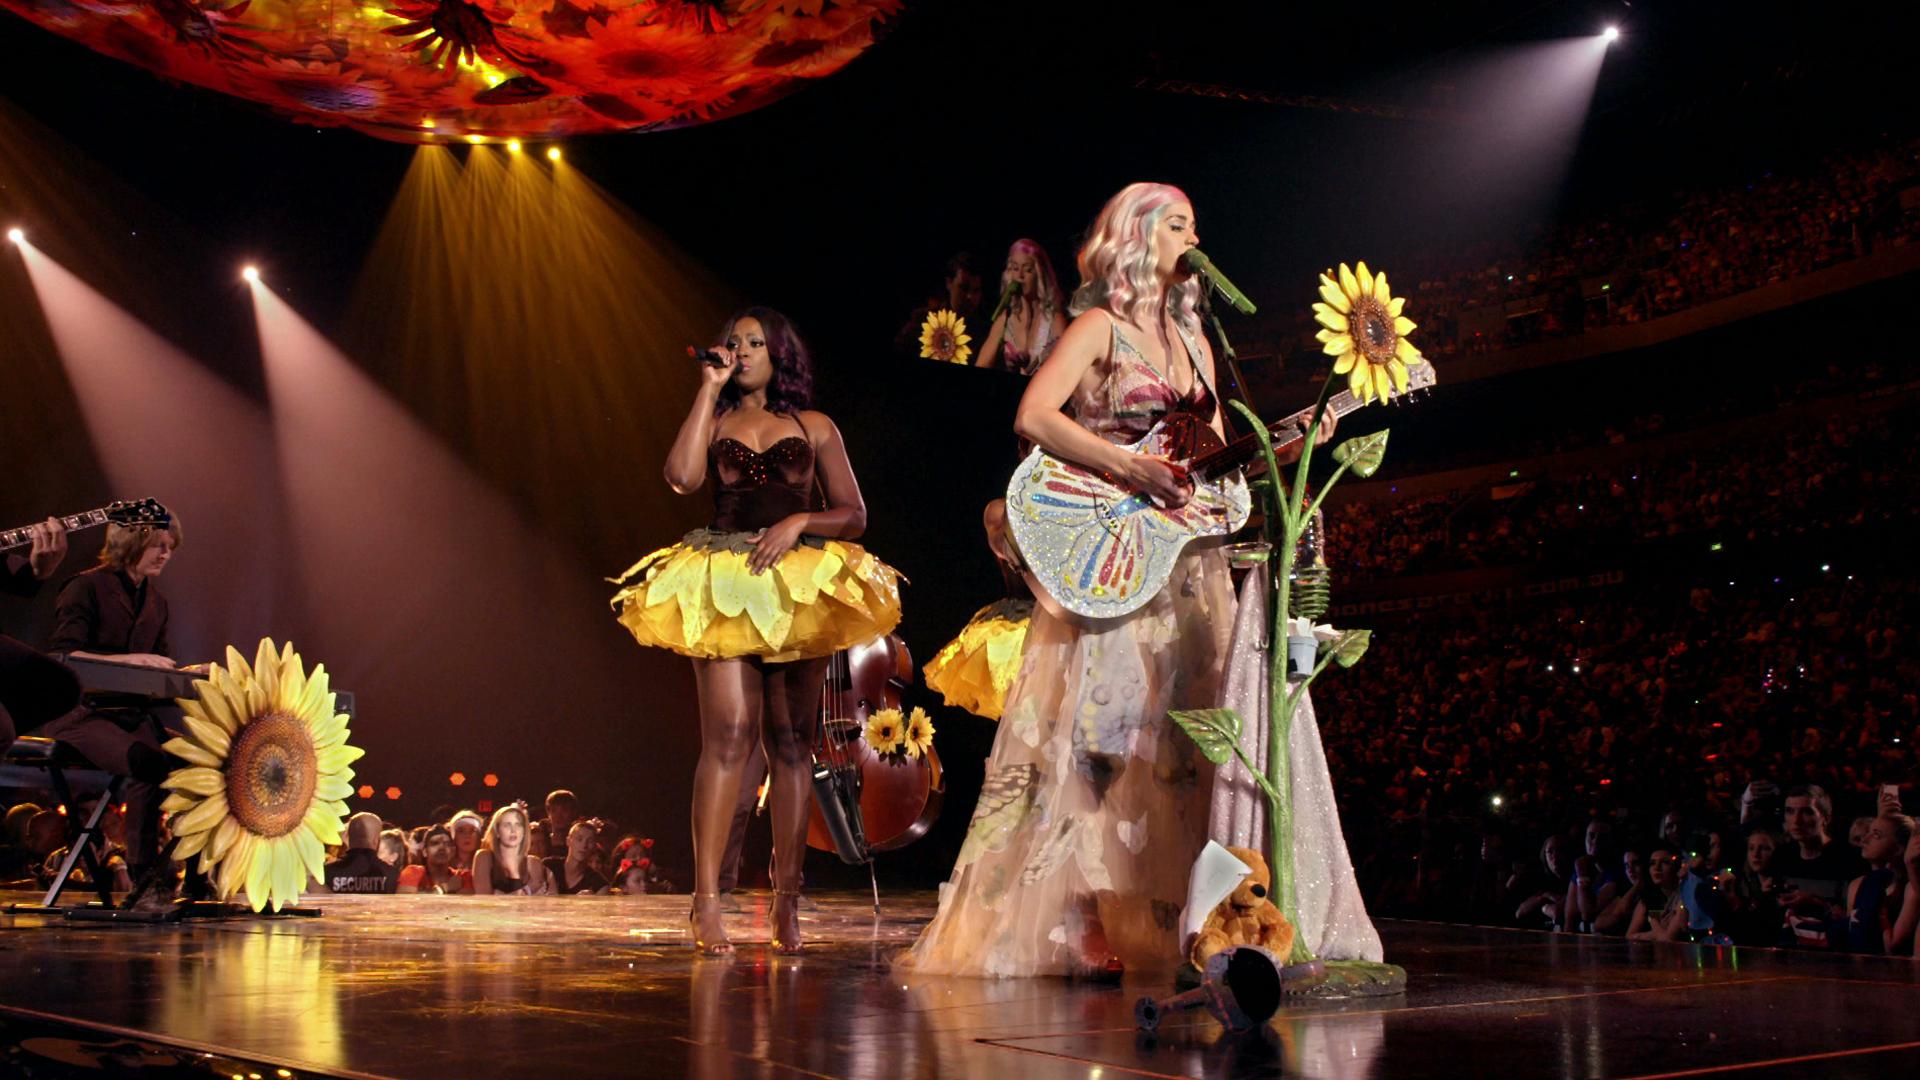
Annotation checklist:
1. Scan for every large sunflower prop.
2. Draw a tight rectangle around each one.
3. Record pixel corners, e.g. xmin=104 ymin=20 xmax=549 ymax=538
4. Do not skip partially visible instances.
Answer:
xmin=1313 ymin=261 xmax=1425 ymax=404
xmin=161 ymin=639 xmax=364 ymax=912
xmin=919 ymin=309 xmax=972 ymax=365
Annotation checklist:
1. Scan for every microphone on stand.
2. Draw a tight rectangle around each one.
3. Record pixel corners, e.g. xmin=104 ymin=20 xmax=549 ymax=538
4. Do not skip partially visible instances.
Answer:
xmin=988 ymin=277 xmax=1020 ymax=325
xmin=1182 ymin=249 xmax=1257 ymax=315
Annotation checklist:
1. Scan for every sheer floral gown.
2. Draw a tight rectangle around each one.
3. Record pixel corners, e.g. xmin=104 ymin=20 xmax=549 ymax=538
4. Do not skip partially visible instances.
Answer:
xmin=904 ymin=319 xmax=1236 ymax=977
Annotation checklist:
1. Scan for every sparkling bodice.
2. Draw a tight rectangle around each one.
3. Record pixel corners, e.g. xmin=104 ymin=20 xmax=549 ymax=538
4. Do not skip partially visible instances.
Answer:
xmin=710 ymin=434 xmax=813 ymax=532
xmin=1070 ymin=314 xmax=1216 ymax=442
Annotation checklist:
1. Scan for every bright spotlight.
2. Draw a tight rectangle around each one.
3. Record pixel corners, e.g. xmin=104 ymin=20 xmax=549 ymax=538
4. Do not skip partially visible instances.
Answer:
xmin=1602 ymin=25 xmax=1620 ymax=43
xmin=546 ymin=146 xmax=562 ymax=162
xmin=5 ymin=227 xmax=22 ymax=245
xmin=507 ymin=138 xmax=523 ymax=154
xmin=242 ymin=265 xmax=260 ymax=283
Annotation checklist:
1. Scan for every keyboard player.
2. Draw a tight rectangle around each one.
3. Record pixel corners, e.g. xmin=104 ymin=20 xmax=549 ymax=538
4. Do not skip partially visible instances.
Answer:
xmin=38 ymin=502 xmax=183 ymax=883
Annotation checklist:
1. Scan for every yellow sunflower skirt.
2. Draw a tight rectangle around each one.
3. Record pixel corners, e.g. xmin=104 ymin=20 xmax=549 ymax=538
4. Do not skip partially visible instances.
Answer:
xmin=921 ymin=599 xmax=1032 ymax=720
xmin=611 ymin=530 xmax=904 ymax=663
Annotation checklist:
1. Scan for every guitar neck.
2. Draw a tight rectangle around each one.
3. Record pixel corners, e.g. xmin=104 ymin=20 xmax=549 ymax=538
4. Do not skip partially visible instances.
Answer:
xmin=1192 ymin=389 xmax=1369 ymax=480
xmin=1 ymin=508 xmax=110 ymax=553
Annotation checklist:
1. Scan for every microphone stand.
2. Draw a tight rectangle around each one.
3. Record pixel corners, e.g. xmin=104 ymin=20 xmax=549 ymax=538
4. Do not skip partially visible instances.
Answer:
xmin=1198 ymin=289 xmax=1255 ymax=440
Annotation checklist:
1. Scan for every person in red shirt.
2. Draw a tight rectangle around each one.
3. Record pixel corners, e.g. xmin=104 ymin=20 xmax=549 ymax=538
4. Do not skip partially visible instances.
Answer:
xmin=399 ymin=823 xmax=473 ymax=895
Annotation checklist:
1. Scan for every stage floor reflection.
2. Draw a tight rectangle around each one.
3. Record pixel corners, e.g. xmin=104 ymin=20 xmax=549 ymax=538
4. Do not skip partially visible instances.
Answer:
xmin=2 ymin=890 xmax=1917 ymax=1078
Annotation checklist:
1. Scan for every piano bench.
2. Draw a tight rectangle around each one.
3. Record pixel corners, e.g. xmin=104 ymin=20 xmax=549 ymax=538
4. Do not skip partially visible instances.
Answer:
xmin=4 ymin=736 xmax=124 ymax=915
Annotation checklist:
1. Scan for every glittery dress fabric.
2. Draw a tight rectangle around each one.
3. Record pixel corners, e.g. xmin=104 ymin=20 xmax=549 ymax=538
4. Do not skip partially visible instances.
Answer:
xmin=1209 ymin=565 xmax=1383 ymax=962
xmin=610 ymin=434 xmax=903 ymax=663
xmin=996 ymin=302 xmax=1062 ymax=375
xmin=904 ymin=318 xmax=1233 ymax=977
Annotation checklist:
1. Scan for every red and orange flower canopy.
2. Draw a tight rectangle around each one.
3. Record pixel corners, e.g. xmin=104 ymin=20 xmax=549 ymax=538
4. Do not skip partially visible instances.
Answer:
xmin=0 ymin=0 xmax=901 ymax=142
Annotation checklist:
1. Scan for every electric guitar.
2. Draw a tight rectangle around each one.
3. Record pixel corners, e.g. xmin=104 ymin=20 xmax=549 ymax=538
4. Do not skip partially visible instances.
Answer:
xmin=1006 ymin=363 xmax=1436 ymax=620
xmin=1 ymin=499 xmax=170 ymax=553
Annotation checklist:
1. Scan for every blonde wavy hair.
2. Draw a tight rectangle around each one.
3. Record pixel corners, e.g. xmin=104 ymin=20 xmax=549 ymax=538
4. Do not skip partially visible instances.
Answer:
xmin=1069 ymin=182 xmax=1202 ymax=332
xmin=1002 ymin=238 xmax=1064 ymax=317
xmin=98 ymin=516 xmax=183 ymax=571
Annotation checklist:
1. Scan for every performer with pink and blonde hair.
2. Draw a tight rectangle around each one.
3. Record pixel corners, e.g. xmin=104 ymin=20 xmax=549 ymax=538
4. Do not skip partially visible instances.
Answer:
xmin=974 ymin=238 xmax=1068 ymax=374
xmin=903 ymin=183 xmax=1327 ymax=979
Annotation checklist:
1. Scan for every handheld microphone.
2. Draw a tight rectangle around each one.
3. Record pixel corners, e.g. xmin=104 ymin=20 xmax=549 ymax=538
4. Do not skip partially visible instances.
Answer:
xmin=1182 ymin=249 xmax=1257 ymax=315
xmin=688 ymin=346 xmax=730 ymax=369
xmin=989 ymin=277 xmax=1020 ymax=325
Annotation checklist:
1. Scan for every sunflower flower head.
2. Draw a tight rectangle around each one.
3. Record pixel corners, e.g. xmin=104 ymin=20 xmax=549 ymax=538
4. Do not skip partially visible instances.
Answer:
xmin=902 ymin=706 xmax=936 ymax=760
xmin=863 ymin=707 xmax=906 ymax=755
xmin=918 ymin=309 xmax=972 ymax=364
xmin=161 ymin=639 xmax=363 ymax=912
xmin=1313 ymin=261 xmax=1425 ymax=405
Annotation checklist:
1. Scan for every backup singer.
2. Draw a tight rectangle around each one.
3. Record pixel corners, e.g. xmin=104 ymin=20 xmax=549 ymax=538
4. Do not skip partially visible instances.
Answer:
xmin=611 ymin=308 xmax=902 ymax=955
xmin=906 ymin=183 xmax=1324 ymax=978
xmin=974 ymin=239 xmax=1068 ymax=374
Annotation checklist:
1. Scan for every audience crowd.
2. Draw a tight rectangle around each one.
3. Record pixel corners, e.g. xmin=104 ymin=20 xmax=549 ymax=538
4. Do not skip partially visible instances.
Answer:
xmin=1245 ymin=135 xmax=1920 ymax=362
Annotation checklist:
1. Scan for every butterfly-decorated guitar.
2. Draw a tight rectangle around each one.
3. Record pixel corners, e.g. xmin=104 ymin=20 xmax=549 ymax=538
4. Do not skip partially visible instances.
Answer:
xmin=1006 ymin=362 xmax=1435 ymax=620
xmin=1 ymin=499 xmax=172 ymax=554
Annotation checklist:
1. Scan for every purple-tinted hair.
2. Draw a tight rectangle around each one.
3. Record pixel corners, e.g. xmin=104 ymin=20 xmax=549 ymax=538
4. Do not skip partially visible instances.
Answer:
xmin=716 ymin=306 xmax=813 ymax=415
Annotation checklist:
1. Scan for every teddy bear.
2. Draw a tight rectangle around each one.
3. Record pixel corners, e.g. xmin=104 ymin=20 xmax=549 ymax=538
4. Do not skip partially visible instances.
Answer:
xmin=1190 ymin=845 xmax=1295 ymax=969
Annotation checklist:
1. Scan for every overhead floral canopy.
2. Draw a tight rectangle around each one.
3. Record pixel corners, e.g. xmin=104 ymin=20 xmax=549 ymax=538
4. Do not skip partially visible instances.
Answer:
xmin=0 ymin=0 xmax=901 ymax=142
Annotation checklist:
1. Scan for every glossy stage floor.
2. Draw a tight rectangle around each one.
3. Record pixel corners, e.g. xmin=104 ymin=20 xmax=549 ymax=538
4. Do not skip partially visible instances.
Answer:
xmin=0 ymin=890 xmax=1916 ymax=1079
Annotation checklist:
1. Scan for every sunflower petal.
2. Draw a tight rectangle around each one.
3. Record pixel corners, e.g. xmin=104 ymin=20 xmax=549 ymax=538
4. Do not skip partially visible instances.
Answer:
xmin=294 ymin=827 xmax=326 ymax=888
xmin=303 ymin=801 xmax=345 ymax=847
xmin=174 ymin=825 xmax=211 ymax=861
xmin=1319 ymin=333 xmax=1353 ymax=357
xmin=1348 ymin=365 xmax=1371 ymax=400
xmin=317 ymin=744 xmax=366 ymax=773
xmin=1373 ymin=270 xmax=1391 ymax=303
xmin=182 ymin=715 xmax=232 ymax=758
xmin=162 ymin=737 xmax=224 ymax=769
xmin=1388 ymin=358 xmax=1410 ymax=393
xmin=174 ymin=790 xmax=231 ymax=836
xmin=1373 ymin=365 xmax=1393 ymax=402
xmin=245 ymin=836 xmax=275 ymax=911
xmin=1332 ymin=353 xmax=1356 ymax=374
xmin=1338 ymin=263 xmax=1360 ymax=302
xmin=1356 ymin=261 xmax=1374 ymax=297
xmin=316 ymin=774 xmax=355 ymax=801
xmin=1318 ymin=276 xmax=1351 ymax=314
xmin=206 ymin=816 xmax=244 ymax=866
xmin=1312 ymin=304 xmax=1349 ymax=333
xmin=160 ymin=791 xmax=198 ymax=815
xmin=1393 ymin=316 xmax=1416 ymax=336
xmin=167 ymin=766 xmax=227 ymax=798
xmin=1387 ymin=295 xmax=1406 ymax=318
xmin=1396 ymin=337 xmax=1423 ymax=363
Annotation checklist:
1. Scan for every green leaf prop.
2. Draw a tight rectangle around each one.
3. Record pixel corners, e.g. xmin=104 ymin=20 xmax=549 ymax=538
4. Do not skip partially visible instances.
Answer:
xmin=1168 ymin=708 xmax=1244 ymax=766
xmin=1331 ymin=429 xmax=1390 ymax=479
xmin=1329 ymin=628 xmax=1372 ymax=668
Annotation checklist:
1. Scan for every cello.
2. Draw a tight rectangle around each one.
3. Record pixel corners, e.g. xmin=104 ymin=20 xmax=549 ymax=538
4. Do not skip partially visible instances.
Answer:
xmin=808 ymin=633 xmax=943 ymax=907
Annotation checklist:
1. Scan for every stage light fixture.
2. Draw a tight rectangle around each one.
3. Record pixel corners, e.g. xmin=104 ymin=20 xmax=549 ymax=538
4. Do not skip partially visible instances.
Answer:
xmin=546 ymin=146 xmax=562 ymax=162
xmin=357 ymin=784 xmax=375 ymax=799
xmin=385 ymin=786 xmax=403 ymax=800
xmin=1602 ymin=26 xmax=1620 ymax=43
xmin=507 ymin=138 xmax=522 ymax=153
xmin=465 ymin=134 xmax=484 ymax=145
xmin=5 ymin=227 xmax=22 ymax=245
xmin=482 ymin=772 xmax=500 ymax=787
xmin=242 ymin=265 xmax=260 ymax=283
xmin=449 ymin=771 xmax=467 ymax=786
xmin=421 ymin=117 xmax=436 ymax=129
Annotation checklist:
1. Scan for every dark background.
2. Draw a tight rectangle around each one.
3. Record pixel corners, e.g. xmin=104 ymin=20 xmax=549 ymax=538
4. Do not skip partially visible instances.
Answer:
xmin=3 ymin=0 xmax=1916 ymax=885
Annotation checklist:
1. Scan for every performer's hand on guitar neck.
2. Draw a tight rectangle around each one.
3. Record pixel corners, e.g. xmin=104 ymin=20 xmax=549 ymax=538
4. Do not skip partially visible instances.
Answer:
xmin=1121 ymin=453 xmax=1193 ymax=509
xmin=26 ymin=517 xmax=68 ymax=580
